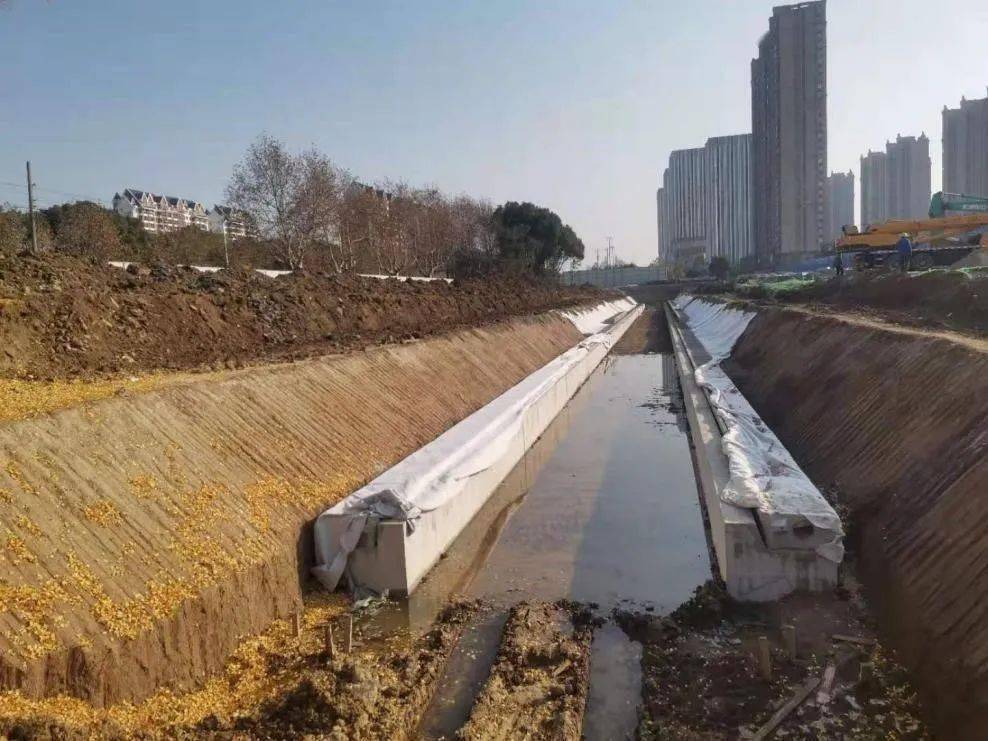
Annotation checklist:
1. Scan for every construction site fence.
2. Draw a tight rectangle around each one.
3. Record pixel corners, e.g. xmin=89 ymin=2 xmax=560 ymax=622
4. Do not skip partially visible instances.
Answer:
xmin=558 ymin=265 xmax=667 ymax=288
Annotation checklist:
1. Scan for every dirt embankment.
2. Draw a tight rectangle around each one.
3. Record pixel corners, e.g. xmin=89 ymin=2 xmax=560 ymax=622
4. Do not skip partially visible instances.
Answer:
xmin=0 ymin=314 xmax=584 ymax=707
xmin=725 ymin=307 xmax=988 ymax=737
xmin=0 ymin=251 xmax=606 ymax=380
xmin=458 ymin=602 xmax=594 ymax=741
xmin=743 ymin=270 xmax=988 ymax=337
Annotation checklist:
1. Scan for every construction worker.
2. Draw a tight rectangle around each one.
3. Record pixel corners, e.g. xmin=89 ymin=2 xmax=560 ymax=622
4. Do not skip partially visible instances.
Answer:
xmin=895 ymin=233 xmax=913 ymax=272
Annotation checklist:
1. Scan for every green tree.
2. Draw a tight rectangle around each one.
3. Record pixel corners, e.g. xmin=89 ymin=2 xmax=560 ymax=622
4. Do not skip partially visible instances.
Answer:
xmin=708 ymin=256 xmax=730 ymax=281
xmin=491 ymin=201 xmax=584 ymax=275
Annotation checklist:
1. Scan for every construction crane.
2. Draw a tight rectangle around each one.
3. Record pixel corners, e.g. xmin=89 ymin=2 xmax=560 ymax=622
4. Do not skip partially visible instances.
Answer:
xmin=928 ymin=192 xmax=988 ymax=218
xmin=837 ymin=191 xmax=988 ymax=270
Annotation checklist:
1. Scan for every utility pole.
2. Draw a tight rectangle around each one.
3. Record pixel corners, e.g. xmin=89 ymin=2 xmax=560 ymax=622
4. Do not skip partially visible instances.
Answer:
xmin=26 ymin=161 xmax=38 ymax=253
xmin=606 ymin=236 xmax=614 ymax=267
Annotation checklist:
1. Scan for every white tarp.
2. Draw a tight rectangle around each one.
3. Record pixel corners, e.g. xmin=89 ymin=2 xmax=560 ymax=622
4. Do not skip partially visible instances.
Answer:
xmin=561 ymin=297 xmax=638 ymax=335
xmin=672 ymin=295 xmax=844 ymax=563
xmin=312 ymin=298 xmax=638 ymax=590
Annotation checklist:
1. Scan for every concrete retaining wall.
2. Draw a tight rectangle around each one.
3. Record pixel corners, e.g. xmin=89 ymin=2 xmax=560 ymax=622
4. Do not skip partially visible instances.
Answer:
xmin=315 ymin=303 xmax=643 ymax=596
xmin=666 ymin=303 xmax=838 ymax=600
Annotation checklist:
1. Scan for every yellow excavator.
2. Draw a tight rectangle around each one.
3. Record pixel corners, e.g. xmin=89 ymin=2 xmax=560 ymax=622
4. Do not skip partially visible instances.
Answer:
xmin=837 ymin=192 xmax=988 ymax=270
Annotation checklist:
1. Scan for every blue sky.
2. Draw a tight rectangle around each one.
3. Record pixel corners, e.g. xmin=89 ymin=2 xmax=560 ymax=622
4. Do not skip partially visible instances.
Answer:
xmin=2 ymin=0 xmax=987 ymax=265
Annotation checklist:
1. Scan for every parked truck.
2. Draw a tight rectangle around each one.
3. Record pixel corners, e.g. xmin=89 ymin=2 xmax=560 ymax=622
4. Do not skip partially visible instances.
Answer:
xmin=837 ymin=192 xmax=988 ymax=270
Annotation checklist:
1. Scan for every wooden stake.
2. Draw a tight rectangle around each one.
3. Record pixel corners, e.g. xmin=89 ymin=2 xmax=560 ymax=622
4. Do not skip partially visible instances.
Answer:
xmin=292 ymin=611 xmax=302 ymax=639
xmin=752 ymin=675 xmax=821 ymax=740
xmin=781 ymin=624 xmax=797 ymax=660
xmin=816 ymin=662 xmax=837 ymax=705
xmin=757 ymin=636 xmax=772 ymax=680
xmin=858 ymin=661 xmax=874 ymax=685
xmin=345 ymin=614 xmax=353 ymax=654
xmin=325 ymin=624 xmax=336 ymax=659
xmin=833 ymin=633 xmax=877 ymax=647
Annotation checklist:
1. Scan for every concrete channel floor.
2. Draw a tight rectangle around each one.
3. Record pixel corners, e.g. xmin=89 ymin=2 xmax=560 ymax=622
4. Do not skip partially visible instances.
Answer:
xmin=375 ymin=347 xmax=715 ymax=739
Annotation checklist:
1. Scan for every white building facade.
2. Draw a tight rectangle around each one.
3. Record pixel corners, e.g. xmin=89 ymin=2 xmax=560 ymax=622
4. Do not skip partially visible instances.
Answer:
xmin=208 ymin=205 xmax=250 ymax=240
xmin=112 ymin=189 xmax=209 ymax=234
xmin=704 ymin=134 xmax=754 ymax=265
xmin=656 ymin=134 xmax=754 ymax=267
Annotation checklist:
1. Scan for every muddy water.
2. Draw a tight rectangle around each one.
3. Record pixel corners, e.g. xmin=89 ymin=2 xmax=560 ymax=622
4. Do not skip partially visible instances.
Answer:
xmin=469 ymin=352 xmax=708 ymax=611
xmin=409 ymin=350 xmax=711 ymax=738
xmin=584 ymin=622 xmax=643 ymax=740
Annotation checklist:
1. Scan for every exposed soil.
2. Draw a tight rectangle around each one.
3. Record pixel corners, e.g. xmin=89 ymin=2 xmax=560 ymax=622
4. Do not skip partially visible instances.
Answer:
xmin=216 ymin=599 xmax=480 ymax=740
xmin=620 ymin=582 xmax=927 ymax=739
xmin=612 ymin=307 xmax=673 ymax=354
xmin=738 ymin=270 xmax=988 ymax=337
xmin=0 ymin=593 xmax=479 ymax=740
xmin=458 ymin=601 xmax=594 ymax=741
xmin=0 ymin=315 xmax=584 ymax=706
xmin=0 ymin=251 xmax=608 ymax=380
xmin=725 ymin=306 xmax=988 ymax=737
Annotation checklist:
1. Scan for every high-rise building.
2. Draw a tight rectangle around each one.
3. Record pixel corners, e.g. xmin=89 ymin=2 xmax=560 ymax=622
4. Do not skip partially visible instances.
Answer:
xmin=656 ymin=187 xmax=665 ymax=259
xmin=657 ymin=171 xmax=673 ymax=261
xmin=666 ymin=147 xmax=708 ymax=263
xmin=656 ymin=135 xmax=754 ymax=267
xmin=943 ymin=93 xmax=988 ymax=197
xmin=751 ymin=0 xmax=828 ymax=263
xmin=859 ymin=134 xmax=931 ymax=227
xmin=826 ymin=171 xmax=854 ymax=243
xmin=860 ymin=150 xmax=888 ymax=228
xmin=885 ymin=134 xmax=931 ymax=219
xmin=704 ymin=134 xmax=754 ymax=264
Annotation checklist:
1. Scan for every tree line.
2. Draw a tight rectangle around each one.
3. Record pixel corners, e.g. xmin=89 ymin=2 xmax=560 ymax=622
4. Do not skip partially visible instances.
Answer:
xmin=0 ymin=134 xmax=586 ymax=279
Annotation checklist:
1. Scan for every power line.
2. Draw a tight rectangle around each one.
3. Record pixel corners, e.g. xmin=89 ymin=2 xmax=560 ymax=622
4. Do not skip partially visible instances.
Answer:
xmin=0 ymin=179 xmax=110 ymax=205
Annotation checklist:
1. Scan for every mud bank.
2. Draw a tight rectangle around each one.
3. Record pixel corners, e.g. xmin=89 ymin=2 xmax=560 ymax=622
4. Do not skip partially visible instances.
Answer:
xmin=0 ymin=594 xmax=477 ymax=739
xmin=621 ymin=583 xmax=926 ymax=739
xmin=724 ymin=307 xmax=988 ymax=736
xmin=458 ymin=602 xmax=593 ymax=741
xmin=0 ymin=312 xmax=586 ymax=705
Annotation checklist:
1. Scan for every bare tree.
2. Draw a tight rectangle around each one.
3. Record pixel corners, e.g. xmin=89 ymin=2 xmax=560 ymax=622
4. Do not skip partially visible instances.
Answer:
xmin=0 ymin=206 xmax=27 ymax=253
xmin=228 ymin=133 xmax=501 ymax=276
xmin=57 ymin=203 xmax=121 ymax=259
xmin=226 ymin=134 xmax=307 ymax=270
xmin=295 ymin=148 xmax=346 ymax=271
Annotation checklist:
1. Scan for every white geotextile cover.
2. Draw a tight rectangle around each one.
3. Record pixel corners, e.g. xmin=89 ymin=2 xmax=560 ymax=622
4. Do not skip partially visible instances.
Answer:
xmin=561 ymin=297 xmax=638 ymax=335
xmin=312 ymin=298 xmax=637 ymax=590
xmin=672 ymin=295 xmax=844 ymax=563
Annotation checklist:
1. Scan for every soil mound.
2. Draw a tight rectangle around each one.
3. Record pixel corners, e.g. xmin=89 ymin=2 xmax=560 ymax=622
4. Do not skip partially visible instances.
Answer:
xmin=762 ymin=270 xmax=988 ymax=336
xmin=0 ymin=251 xmax=606 ymax=380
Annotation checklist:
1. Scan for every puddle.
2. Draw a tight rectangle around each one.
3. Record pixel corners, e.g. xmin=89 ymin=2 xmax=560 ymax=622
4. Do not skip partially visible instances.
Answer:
xmin=583 ymin=622 xmax=643 ymax=741
xmin=416 ymin=610 xmax=509 ymax=740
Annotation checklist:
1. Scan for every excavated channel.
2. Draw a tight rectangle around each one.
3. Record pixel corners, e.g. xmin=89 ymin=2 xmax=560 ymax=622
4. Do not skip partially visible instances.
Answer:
xmin=360 ymin=318 xmax=713 ymax=738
